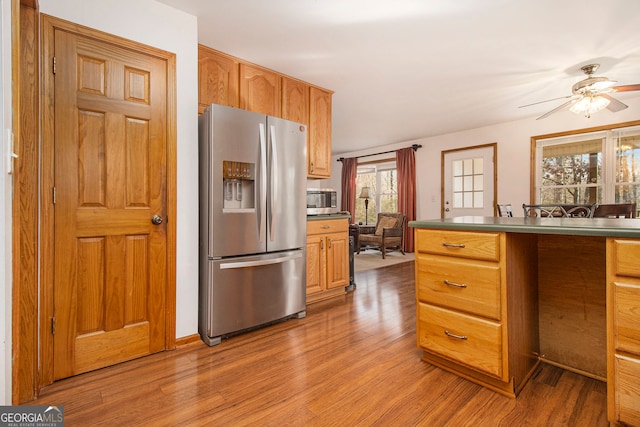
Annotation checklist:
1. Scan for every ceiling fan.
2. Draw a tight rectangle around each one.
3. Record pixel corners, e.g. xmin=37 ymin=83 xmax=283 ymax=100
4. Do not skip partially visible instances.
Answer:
xmin=520 ymin=64 xmax=640 ymax=120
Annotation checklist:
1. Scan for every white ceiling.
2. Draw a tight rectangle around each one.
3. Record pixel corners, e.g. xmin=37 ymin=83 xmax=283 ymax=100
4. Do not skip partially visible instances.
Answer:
xmin=156 ymin=0 xmax=640 ymax=154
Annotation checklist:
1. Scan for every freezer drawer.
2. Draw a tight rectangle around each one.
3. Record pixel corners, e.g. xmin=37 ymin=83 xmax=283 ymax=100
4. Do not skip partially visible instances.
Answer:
xmin=199 ymin=249 xmax=306 ymax=346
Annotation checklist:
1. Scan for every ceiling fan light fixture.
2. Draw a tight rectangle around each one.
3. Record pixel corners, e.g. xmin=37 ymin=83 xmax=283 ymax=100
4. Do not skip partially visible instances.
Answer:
xmin=569 ymin=95 xmax=610 ymax=117
xmin=591 ymin=80 xmax=617 ymax=91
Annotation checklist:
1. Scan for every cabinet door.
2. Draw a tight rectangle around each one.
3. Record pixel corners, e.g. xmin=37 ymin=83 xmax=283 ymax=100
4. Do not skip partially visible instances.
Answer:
xmin=308 ymin=87 xmax=332 ymax=178
xmin=198 ymin=45 xmax=239 ymax=113
xmin=239 ymin=63 xmax=281 ymax=116
xmin=326 ymin=232 xmax=349 ymax=289
xmin=282 ymin=77 xmax=309 ymax=125
xmin=306 ymin=235 xmax=325 ymax=295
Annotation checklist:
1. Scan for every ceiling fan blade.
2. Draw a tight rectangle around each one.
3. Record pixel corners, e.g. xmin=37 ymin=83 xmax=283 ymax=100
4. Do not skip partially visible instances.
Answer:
xmin=613 ymin=84 xmax=640 ymax=92
xmin=536 ymin=99 xmax=574 ymax=120
xmin=518 ymin=95 xmax=573 ymax=108
xmin=600 ymin=94 xmax=628 ymax=112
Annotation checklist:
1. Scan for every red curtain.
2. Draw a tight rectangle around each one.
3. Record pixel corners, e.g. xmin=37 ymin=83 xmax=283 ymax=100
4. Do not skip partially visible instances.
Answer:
xmin=396 ymin=148 xmax=416 ymax=252
xmin=340 ymin=157 xmax=357 ymax=221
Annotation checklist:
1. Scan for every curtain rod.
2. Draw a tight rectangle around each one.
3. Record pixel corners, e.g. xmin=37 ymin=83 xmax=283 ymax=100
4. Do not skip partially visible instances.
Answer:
xmin=336 ymin=144 xmax=422 ymax=162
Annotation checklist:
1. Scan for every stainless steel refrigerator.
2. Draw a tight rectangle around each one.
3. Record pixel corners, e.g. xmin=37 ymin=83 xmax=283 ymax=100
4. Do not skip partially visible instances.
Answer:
xmin=198 ymin=104 xmax=307 ymax=346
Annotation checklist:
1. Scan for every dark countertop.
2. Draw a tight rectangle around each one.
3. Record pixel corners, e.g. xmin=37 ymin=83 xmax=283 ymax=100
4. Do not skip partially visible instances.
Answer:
xmin=307 ymin=213 xmax=351 ymax=221
xmin=408 ymin=216 xmax=640 ymax=238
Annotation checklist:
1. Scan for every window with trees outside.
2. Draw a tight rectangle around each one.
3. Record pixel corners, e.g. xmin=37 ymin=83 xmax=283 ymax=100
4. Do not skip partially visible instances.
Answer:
xmin=354 ymin=160 xmax=397 ymax=225
xmin=533 ymin=123 xmax=640 ymax=215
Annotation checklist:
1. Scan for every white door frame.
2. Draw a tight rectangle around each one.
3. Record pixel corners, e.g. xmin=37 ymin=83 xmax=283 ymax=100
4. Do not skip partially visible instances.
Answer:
xmin=441 ymin=143 xmax=497 ymax=218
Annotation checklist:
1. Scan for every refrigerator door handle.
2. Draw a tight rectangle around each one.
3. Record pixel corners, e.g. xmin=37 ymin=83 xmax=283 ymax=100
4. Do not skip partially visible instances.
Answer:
xmin=219 ymin=252 xmax=303 ymax=270
xmin=269 ymin=124 xmax=278 ymax=241
xmin=258 ymin=123 xmax=267 ymax=242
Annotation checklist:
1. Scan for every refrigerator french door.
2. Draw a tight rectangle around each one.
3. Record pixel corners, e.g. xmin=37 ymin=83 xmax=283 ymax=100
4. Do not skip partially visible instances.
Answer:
xmin=198 ymin=104 xmax=307 ymax=346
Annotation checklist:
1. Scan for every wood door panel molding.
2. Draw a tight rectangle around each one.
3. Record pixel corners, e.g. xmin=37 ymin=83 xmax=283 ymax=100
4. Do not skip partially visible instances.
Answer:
xmin=77 ymin=93 xmax=152 ymax=119
xmin=74 ymin=322 xmax=150 ymax=375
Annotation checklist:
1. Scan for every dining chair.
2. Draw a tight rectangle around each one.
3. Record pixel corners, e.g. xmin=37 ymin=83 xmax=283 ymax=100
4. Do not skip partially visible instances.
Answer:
xmin=497 ymin=204 xmax=513 ymax=217
xmin=522 ymin=203 xmax=597 ymax=218
xmin=593 ymin=203 xmax=636 ymax=218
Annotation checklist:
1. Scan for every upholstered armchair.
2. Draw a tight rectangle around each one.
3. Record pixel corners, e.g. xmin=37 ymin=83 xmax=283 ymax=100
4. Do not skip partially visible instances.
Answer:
xmin=357 ymin=212 xmax=406 ymax=259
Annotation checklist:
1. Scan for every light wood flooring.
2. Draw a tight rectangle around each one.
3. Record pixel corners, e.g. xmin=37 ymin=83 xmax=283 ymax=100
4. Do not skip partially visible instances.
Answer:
xmin=28 ymin=261 xmax=608 ymax=426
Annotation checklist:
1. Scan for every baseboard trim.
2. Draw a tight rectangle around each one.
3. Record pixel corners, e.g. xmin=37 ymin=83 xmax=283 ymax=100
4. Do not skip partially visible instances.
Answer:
xmin=176 ymin=334 xmax=202 ymax=347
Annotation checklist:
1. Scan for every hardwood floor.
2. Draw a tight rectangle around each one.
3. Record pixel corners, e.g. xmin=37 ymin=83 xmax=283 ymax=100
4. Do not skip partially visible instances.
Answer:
xmin=28 ymin=261 xmax=608 ymax=426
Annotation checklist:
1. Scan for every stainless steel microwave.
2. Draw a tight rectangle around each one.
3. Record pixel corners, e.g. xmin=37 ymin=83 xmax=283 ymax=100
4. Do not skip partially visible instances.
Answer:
xmin=306 ymin=189 xmax=337 ymax=215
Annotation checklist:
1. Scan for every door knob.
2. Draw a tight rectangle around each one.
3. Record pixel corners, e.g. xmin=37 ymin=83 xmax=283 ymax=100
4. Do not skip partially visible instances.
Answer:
xmin=151 ymin=215 xmax=163 ymax=225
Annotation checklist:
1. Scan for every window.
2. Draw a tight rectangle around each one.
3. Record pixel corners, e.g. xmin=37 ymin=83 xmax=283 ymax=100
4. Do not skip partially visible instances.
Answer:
xmin=533 ymin=124 xmax=640 ymax=211
xmin=354 ymin=160 xmax=397 ymax=224
xmin=452 ymin=157 xmax=484 ymax=208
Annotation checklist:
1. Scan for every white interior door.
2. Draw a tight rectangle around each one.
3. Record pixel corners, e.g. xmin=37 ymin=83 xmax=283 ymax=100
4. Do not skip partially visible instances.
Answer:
xmin=442 ymin=144 xmax=496 ymax=218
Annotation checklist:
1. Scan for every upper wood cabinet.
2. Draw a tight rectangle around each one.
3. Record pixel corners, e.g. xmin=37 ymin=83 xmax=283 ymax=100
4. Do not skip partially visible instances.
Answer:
xmin=198 ymin=45 xmax=239 ymax=114
xmin=281 ymin=77 xmax=309 ymax=125
xmin=239 ymin=63 xmax=281 ymax=117
xmin=197 ymin=45 xmax=333 ymax=179
xmin=308 ymin=87 xmax=332 ymax=178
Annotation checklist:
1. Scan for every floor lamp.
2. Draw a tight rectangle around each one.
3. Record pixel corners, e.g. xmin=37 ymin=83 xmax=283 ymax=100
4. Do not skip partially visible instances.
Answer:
xmin=359 ymin=186 xmax=371 ymax=225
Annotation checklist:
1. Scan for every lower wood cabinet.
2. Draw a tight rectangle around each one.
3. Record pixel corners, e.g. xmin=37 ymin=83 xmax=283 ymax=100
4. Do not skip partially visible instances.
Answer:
xmin=306 ymin=218 xmax=349 ymax=303
xmin=607 ymin=238 xmax=640 ymax=426
xmin=414 ymin=229 xmax=539 ymax=397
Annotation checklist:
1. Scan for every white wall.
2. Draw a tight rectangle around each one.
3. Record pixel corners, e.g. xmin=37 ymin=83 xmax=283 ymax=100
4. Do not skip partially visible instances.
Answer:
xmin=38 ymin=0 xmax=200 ymax=338
xmin=0 ymin=0 xmax=12 ymax=406
xmin=330 ymin=95 xmax=640 ymax=221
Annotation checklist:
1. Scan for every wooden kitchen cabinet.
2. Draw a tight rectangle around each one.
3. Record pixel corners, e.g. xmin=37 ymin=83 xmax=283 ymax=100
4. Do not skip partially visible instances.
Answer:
xmin=414 ymin=229 xmax=539 ymax=397
xmin=281 ymin=77 xmax=309 ymax=126
xmin=306 ymin=218 xmax=349 ymax=303
xmin=198 ymin=45 xmax=239 ymax=114
xmin=239 ymin=63 xmax=281 ymax=117
xmin=198 ymin=45 xmax=333 ymax=179
xmin=607 ymin=238 xmax=640 ymax=426
xmin=308 ymin=87 xmax=332 ymax=178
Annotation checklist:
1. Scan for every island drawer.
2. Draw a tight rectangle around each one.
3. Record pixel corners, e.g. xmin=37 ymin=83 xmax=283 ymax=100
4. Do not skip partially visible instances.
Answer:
xmin=415 ymin=229 xmax=500 ymax=262
xmin=416 ymin=254 xmax=501 ymax=320
xmin=613 ymin=280 xmax=640 ymax=356
xmin=611 ymin=239 xmax=640 ymax=278
xmin=417 ymin=302 xmax=503 ymax=379
xmin=614 ymin=354 xmax=640 ymax=425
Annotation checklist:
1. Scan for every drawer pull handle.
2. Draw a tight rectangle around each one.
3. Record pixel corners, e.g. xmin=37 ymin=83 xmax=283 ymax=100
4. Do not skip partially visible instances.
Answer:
xmin=321 ymin=226 xmax=330 ymax=229
xmin=444 ymin=279 xmax=467 ymax=288
xmin=442 ymin=242 xmax=465 ymax=248
xmin=444 ymin=330 xmax=468 ymax=340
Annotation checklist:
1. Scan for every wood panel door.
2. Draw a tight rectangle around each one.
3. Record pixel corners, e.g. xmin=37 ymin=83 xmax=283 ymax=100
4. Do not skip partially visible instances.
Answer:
xmin=51 ymin=28 xmax=168 ymax=379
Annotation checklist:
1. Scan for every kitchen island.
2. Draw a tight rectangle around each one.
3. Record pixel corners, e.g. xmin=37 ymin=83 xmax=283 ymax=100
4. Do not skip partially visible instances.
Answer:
xmin=409 ymin=217 xmax=640 ymax=426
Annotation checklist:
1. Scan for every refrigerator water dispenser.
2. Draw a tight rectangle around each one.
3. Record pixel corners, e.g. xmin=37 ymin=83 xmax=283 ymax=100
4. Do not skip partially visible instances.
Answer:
xmin=222 ymin=160 xmax=255 ymax=210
